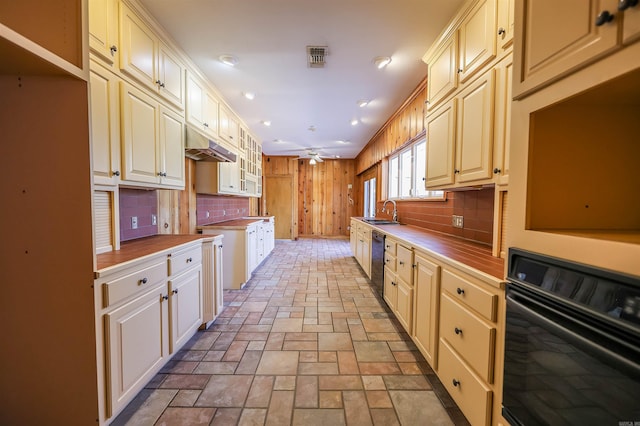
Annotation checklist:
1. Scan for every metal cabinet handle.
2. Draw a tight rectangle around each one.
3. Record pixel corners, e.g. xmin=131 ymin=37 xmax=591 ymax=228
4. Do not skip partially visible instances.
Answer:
xmin=112 ymin=170 xmax=120 ymax=176
xmin=155 ymin=80 xmax=165 ymax=88
xmin=452 ymin=379 xmax=460 ymax=387
xmin=399 ymin=261 xmax=405 ymax=265
xmin=456 ymin=287 xmax=465 ymax=295
xmin=204 ymin=123 xmax=209 ymax=128
xmin=498 ymin=27 xmax=505 ymax=36
xmin=186 ymin=257 xmax=193 ymax=263
xmin=172 ymin=289 xmax=178 ymax=294
xmin=110 ymin=45 xmax=118 ymax=55
xmin=455 ymin=327 xmax=463 ymax=335
xmin=595 ymin=10 xmax=614 ymax=25
xmin=619 ymin=0 xmax=639 ymax=10
xmin=138 ymin=277 xmax=148 ymax=285
xmin=162 ymin=295 xmax=169 ymax=301
xmin=493 ymin=168 xmax=501 ymax=174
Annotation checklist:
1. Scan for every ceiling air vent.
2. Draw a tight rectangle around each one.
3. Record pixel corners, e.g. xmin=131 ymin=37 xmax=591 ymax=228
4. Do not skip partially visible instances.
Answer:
xmin=307 ymin=46 xmax=328 ymax=68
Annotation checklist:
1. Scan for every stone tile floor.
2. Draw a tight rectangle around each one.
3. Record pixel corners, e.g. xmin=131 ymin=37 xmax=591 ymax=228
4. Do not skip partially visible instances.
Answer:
xmin=113 ymin=238 xmax=470 ymax=425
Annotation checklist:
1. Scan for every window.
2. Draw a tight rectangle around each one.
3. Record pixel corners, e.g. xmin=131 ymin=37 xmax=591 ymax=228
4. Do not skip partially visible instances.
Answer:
xmin=388 ymin=139 xmax=444 ymax=200
xmin=363 ymin=176 xmax=376 ymax=217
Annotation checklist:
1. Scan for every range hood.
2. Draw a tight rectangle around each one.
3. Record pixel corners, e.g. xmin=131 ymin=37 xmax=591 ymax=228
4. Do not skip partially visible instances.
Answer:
xmin=185 ymin=126 xmax=237 ymax=162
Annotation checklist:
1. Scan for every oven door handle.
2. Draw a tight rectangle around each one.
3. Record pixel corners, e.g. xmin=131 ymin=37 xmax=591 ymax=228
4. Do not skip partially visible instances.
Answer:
xmin=507 ymin=290 xmax=640 ymax=378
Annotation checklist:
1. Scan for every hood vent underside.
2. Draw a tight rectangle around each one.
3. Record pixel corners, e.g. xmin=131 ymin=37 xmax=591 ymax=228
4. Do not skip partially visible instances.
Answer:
xmin=185 ymin=126 xmax=237 ymax=162
xmin=307 ymin=46 xmax=328 ymax=68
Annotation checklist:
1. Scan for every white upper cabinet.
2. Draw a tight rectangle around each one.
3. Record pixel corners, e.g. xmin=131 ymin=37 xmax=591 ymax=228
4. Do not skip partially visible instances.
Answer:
xmin=186 ymin=71 xmax=220 ymax=139
xmin=457 ymin=0 xmax=497 ymax=83
xmin=89 ymin=0 xmax=119 ymax=67
xmin=119 ymin=1 xmax=185 ymax=109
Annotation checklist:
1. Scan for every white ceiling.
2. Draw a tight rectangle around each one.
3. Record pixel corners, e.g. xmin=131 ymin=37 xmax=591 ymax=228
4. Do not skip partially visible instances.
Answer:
xmin=138 ymin=0 xmax=464 ymax=160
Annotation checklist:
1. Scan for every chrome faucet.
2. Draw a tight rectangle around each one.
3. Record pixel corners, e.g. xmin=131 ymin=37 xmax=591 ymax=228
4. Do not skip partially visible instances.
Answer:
xmin=382 ymin=199 xmax=398 ymax=222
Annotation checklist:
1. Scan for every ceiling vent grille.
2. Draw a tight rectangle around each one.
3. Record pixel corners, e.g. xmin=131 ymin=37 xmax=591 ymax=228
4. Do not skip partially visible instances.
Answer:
xmin=307 ymin=46 xmax=328 ymax=68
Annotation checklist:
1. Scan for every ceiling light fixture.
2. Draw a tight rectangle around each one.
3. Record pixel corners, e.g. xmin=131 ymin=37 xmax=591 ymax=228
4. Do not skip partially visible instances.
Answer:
xmin=243 ymin=92 xmax=255 ymax=100
xmin=309 ymin=158 xmax=317 ymax=165
xmin=261 ymin=120 xmax=271 ymax=126
xmin=374 ymin=56 xmax=392 ymax=69
xmin=219 ymin=54 xmax=238 ymax=66
xmin=335 ymin=155 xmax=341 ymax=159
xmin=357 ymin=100 xmax=369 ymax=108
xmin=336 ymin=140 xmax=350 ymax=144
xmin=351 ymin=119 xmax=359 ymax=126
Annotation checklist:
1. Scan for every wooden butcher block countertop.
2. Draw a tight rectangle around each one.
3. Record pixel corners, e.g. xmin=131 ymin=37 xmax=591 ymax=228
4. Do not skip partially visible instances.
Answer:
xmin=95 ymin=234 xmax=220 ymax=275
xmin=354 ymin=218 xmax=505 ymax=286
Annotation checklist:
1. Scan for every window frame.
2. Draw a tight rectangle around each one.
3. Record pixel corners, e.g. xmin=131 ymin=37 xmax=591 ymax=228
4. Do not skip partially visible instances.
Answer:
xmin=387 ymin=138 xmax=445 ymax=201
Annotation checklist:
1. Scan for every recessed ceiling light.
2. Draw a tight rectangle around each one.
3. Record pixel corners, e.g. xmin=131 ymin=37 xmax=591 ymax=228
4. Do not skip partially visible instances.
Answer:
xmin=374 ymin=56 xmax=392 ymax=69
xmin=351 ymin=119 xmax=359 ymax=126
xmin=243 ymin=92 xmax=255 ymax=100
xmin=219 ymin=54 xmax=238 ymax=66
xmin=272 ymin=139 xmax=284 ymax=143
xmin=308 ymin=125 xmax=316 ymax=132
xmin=336 ymin=140 xmax=350 ymax=144
xmin=261 ymin=120 xmax=271 ymax=126
xmin=357 ymin=100 xmax=369 ymax=108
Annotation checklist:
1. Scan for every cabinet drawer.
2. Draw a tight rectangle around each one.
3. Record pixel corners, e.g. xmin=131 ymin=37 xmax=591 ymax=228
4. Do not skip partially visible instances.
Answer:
xmin=442 ymin=268 xmax=497 ymax=321
xmin=396 ymin=244 xmax=413 ymax=285
xmin=440 ymin=293 xmax=495 ymax=383
xmin=168 ymin=244 xmax=202 ymax=277
xmin=438 ymin=339 xmax=492 ymax=426
xmin=102 ymin=259 xmax=167 ymax=308
xmin=384 ymin=239 xmax=397 ymax=256
xmin=384 ymin=253 xmax=396 ymax=271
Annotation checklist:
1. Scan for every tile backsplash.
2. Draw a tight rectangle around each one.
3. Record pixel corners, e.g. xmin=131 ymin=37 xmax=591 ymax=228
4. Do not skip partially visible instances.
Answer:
xmin=376 ymin=188 xmax=494 ymax=245
xmin=119 ymin=188 xmax=158 ymax=242
xmin=196 ymin=195 xmax=250 ymax=226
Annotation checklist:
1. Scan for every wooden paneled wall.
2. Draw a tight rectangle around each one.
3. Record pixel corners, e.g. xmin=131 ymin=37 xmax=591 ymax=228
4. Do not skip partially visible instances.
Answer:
xmin=263 ymin=156 xmax=299 ymax=240
xmin=355 ymin=79 xmax=427 ymax=174
xmin=298 ymin=159 xmax=356 ymax=237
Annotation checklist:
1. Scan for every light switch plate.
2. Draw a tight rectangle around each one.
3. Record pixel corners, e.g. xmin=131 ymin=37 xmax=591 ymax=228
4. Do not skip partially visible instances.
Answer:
xmin=452 ymin=215 xmax=464 ymax=228
xmin=131 ymin=216 xmax=138 ymax=229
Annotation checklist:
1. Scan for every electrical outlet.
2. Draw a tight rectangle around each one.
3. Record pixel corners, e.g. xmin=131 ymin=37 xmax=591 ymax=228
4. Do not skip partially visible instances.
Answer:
xmin=131 ymin=216 xmax=138 ymax=229
xmin=151 ymin=214 xmax=157 ymax=226
xmin=206 ymin=211 xmax=210 ymax=218
xmin=223 ymin=210 xmax=226 ymax=216
xmin=452 ymin=215 xmax=464 ymax=228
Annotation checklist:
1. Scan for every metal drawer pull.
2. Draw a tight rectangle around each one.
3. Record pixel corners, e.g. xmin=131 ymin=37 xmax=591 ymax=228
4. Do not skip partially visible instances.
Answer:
xmin=186 ymin=257 xmax=193 ymax=263
xmin=399 ymin=261 xmax=404 ymax=265
xmin=162 ymin=295 xmax=169 ymax=301
xmin=454 ymin=327 xmax=463 ymax=335
xmin=452 ymin=379 xmax=460 ymax=387
xmin=172 ymin=289 xmax=178 ymax=294
xmin=139 ymin=277 xmax=148 ymax=285
xmin=456 ymin=287 xmax=465 ymax=295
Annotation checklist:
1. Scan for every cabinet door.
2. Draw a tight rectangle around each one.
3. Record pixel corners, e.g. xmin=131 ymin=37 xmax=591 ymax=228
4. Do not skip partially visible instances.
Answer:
xmin=186 ymin=72 xmax=205 ymax=130
xmin=493 ymin=56 xmax=512 ymax=185
xmin=350 ymin=221 xmax=357 ymax=256
xmin=105 ymin=286 xmax=168 ymax=417
xmin=413 ymin=253 xmax=440 ymax=369
xmin=158 ymin=106 xmax=185 ymax=188
xmin=121 ymin=82 xmax=159 ymax=184
xmin=396 ymin=279 xmax=413 ymax=334
xmin=169 ymin=267 xmax=203 ymax=352
xmin=362 ymin=236 xmax=372 ymax=278
xmin=456 ymin=69 xmax=495 ymax=183
xmin=383 ymin=267 xmax=398 ymax=310
xmin=497 ymin=0 xmax=514 ymax=50
xmin=214 ymin=241 xmax=224 ymax=316
xmin=458 ymin=0 xmax=497 ymax=83
xmin=157 ymin=43 xmax=185 ymax=109
xmin=426 ymin=99 xmax=456 ymax=187
xmin=623 ymin=3 xmax=640 ymax=44
xmin=89 ymin=0 xmax=118 ymax=66
xmin=219 ymin=105 xmax=238 ymax=148
xmin=119 ymin=2 xmax=157 ymax=91
xmin=90 ymin=62 xmax=120 ymax=185
xmin=396 ymin=244 xmax=413 ymax=285
xmin=218 ymin=160 xmax=240 ymax=193
xmin=513 ymin=0 xmax=619 ymax=97
xmin=203 ymin=91 xmax=220 ymax=138
xmin=247 ymin=227 xmax=258 ymax=272
xmin=426 ymin=33 xmax=458 ymax=110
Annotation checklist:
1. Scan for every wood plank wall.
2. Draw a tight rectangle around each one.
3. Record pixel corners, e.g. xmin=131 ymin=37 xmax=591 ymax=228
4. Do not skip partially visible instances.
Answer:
xmin=263 ymin=156 xmax=299 ymax=239
xmin=355 ymin=79 xmax=427 ymax=175
xmin=298 ymin=159 xmax=356 ymax=237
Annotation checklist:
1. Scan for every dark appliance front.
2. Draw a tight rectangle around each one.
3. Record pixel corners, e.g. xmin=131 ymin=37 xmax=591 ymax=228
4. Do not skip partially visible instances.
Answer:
xmin=503 ymin=248 xmax=640 ymax=426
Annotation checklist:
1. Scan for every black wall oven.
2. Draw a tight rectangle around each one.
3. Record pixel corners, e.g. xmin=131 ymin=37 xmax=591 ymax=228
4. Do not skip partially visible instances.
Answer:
xmin=503 ymin=248 xmax=640 ymax=426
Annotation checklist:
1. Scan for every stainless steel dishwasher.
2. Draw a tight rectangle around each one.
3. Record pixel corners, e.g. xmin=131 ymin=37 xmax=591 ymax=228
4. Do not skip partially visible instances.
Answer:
xmin=370 ymin=230 xmax=385 ymax=297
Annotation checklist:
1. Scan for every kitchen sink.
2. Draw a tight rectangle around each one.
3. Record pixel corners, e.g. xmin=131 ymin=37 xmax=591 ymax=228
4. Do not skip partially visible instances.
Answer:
xmin=362 ymin=218 xmax=401 ymax=225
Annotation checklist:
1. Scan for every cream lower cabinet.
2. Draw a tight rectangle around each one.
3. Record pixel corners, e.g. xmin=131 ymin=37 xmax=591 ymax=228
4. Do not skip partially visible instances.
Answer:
xmin=201 ymin=236 xmax=224 ymax=329
xmin=355 ymin=222 xmax=372 ymax=278
xmin=97 ymin=241 xmax=205 ymax=423
xmin=383 ymin=238 xmax=413 ymax=334
xmin=412 ymin=251 xmax=441 ymax=369
xmin=437 ymin=266 xmax=502 ymax=426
